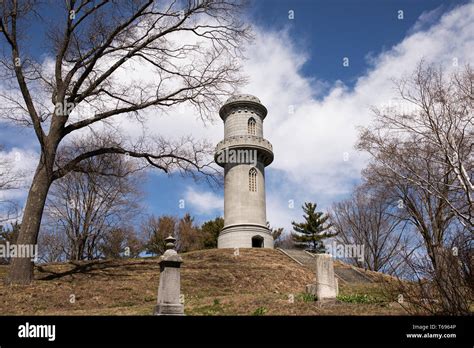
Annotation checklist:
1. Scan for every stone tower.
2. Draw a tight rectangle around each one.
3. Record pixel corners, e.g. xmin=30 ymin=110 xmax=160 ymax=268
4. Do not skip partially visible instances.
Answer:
xmin=215 ymin=94 xmax=274 ymax=249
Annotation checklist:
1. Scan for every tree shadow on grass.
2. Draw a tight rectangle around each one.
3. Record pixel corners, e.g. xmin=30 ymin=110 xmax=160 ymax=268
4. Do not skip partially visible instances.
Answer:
xmin=36 ymin=259 xmax=157 ymax=281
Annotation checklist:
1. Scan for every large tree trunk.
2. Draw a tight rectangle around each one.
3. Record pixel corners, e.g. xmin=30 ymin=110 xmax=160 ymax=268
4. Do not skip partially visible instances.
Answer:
xmin=5 ymin=161 xmax=52 ymax=285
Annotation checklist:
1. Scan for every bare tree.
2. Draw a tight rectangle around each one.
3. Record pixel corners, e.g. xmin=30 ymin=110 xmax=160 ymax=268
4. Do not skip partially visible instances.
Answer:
xmin=0 ymin=221 xmax=20 ymax=264
xmin=360 ymin=142 xmax=472 ymax=313
xmin=0 ymin=0 xmax=250 ymax=283
xmin=37 ymin=228 xmax=68 ymax=263
xmin=358 ymin=62 xmax=473 ymax=313
xmin=43 ymin=151 xmax=142 ymax=261
xmin=0 ymin=145 xmax=21 ymax=223
xmin=175 ymin=213 xmax=201 ymax=252
xmin=330 ymin=185 xmax=406 ymax=273
xmin=100 ymin=226 xmax=143 ymax=259
xmin=361 ymin=62 xmax=473 ymax=228
xmin=382 ymin=233 xmax=472 ymax=315
xmin=142 ymin=215 xmax=177 ymax=256
xmin=274 ymin=233 xmax=295 ymax=249
xmin=266 ymin=221 xmax=284 ymax=244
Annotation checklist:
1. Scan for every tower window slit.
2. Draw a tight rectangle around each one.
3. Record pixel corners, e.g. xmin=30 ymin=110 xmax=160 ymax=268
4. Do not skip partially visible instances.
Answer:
xmin=248 ymin=117 xmax=256 ymax=135
xmin=249 ymin=167 xmax=257 ymax=192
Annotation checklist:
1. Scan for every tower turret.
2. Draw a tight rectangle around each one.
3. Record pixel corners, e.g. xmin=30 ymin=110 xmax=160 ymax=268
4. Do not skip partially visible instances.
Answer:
xmin=215 ymin=94 xmax=274 ymax=248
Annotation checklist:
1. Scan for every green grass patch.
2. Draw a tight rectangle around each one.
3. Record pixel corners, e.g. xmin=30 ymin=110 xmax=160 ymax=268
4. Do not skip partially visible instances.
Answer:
xmin=116 ymin=301 xmax=137 ymax=307
xmin=296 ymin=293 xmax=317 ymax=302
xmin=252 ymin=306 xmax=267 ymax=316
xmin=337 ymin=294 xmax=382 ymax=304
xmin=191 ymin=299 xmax=225 ymax=315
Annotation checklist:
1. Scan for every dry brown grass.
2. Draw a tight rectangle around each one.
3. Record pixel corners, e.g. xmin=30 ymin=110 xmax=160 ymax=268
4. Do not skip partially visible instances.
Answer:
xmin=0 ymin=248 xmax=407 ymax=315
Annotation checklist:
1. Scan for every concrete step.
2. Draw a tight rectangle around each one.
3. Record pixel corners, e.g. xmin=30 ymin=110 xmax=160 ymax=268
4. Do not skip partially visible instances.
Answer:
xmin=277 ymin=248 xmax=373 ymax=284
xmin=334 ymin=267 xmax=373 ymax=283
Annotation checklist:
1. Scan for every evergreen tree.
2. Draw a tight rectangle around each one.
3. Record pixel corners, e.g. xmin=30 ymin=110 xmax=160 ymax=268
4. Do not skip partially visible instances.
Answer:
xmin=291 ymin=202 xmax=336 ymax=253
xmin=201 ymin=217 xmax=224 ymax=249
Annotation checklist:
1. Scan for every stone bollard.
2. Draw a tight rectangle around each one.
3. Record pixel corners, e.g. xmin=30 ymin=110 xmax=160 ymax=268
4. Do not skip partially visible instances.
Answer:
xmin=154 ymin=235 xmax=184 ymax=316
xmin=306 ymin=254 xmax=338 ymax=300
xmin=315 ymin=254 xmax=338 ymax=300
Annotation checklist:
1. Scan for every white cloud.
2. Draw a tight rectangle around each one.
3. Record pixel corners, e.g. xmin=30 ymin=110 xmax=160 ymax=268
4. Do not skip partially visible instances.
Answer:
xmin=59 ymin=1 xmax=474 ymax=236
xmin=184 ymin=186 xmax=223 ymax=215
xmin=1 ymin=2 xmax=473 ymax=232
xmin=0 ymin=147 xmax=38 ymax=221
xmin=0 ymin=147 xmax=38 ymax=189
xmin=409 ymin=6 xmax=445 ymax=34
xmin=249 ymin=2 xmax=473 ymax=230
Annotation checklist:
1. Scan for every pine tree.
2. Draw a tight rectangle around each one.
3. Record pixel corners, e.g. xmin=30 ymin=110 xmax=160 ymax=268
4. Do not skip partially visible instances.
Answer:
xmin=291 ymin=202 xmax=336 ymax=253
xmin=201 ymin=217 xmax=224 ymax=249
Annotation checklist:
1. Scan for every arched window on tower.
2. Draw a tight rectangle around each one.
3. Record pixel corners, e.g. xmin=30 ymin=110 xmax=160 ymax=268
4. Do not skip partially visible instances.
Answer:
xmin=249 ymin=167 xmax=257 ymax=192
xmin=248 ymin=117 xmax=256 ymax=135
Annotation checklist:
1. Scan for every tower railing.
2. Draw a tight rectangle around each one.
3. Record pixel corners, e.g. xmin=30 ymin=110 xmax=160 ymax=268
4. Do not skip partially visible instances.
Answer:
xmin=215 ymin=135 xmax=273 ymax=153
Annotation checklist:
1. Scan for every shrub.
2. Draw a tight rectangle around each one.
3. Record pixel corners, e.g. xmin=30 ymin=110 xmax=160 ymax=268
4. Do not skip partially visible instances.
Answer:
xmin=252 ymin=306 xmax=267 ymax=316
xmin=296 ymin=293 xmax=317 ymax=302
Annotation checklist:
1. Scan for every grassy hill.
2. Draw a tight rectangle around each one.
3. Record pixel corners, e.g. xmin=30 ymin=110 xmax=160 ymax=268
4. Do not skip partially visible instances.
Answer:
xmin=0 ymin=248 xmax=406 ymax=315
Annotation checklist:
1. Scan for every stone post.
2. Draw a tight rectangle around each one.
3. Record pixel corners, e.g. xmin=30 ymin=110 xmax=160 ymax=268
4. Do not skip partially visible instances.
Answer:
xmin=306 ymin=254 xmax=338 ymax=300
xmin=315 ymin=254 xmax=338 ymax=300
xmin=154 ymin=235 xmax=184 ymax=315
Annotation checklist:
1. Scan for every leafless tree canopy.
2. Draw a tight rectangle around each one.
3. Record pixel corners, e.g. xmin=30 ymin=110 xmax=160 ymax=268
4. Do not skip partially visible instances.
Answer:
xmin=0 ymin=145 xmax=21 ymax=222
xmin=99 ymin=226 xmax=143 ymax=259
xmin=142 ymin=213 xmax=203 ymax=255
xmin=0 ymin=0 xmax=251 ymax=284
xmin=359 ymin=62 xmax=473 ymax=228
xmin=1 ymin=0 xmax=250 ymax=179
xmin=330 ymin=185 xmax=406 ymax=273
xmin=175 ymin=213 xmax=201 ymax=252
xmin=357 ymin=62 xmax=473 ymax=314
xmin=42 ymin=151 xmax=142 ymax=261
xmin=142 ymin=214 xmax=176 ymax=256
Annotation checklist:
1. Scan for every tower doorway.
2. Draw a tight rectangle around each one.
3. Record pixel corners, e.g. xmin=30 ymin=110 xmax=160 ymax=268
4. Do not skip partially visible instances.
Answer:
xmin=251 ymin=235 xmax=264 ymax=248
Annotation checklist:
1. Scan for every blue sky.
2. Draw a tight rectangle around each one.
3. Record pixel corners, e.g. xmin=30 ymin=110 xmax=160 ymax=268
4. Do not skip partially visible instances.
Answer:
xmin=141 ymin=0 xmax=471 ymax=227
xmin=0 ymin=0 xmax=473 ymax=231
xmin=248 ymin=0 xmax=465 ymax=87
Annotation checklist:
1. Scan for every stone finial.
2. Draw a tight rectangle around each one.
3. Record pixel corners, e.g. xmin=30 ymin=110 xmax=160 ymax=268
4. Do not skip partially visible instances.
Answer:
xmin=165 ymin=235 xmax=176 ymax=250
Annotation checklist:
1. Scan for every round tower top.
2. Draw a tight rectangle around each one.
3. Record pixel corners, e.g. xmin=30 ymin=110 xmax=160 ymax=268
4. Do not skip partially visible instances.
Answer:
xmin=225 ymin=94 xmax=261 ymax=104
xmin=219 ymin=94 xmax=267 ymax=120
